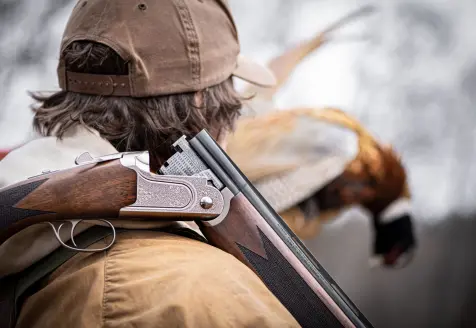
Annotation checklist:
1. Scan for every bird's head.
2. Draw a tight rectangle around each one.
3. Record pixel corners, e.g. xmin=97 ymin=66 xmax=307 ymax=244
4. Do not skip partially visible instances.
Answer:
xmin=363 ymin=146 xmax=416 ymax=269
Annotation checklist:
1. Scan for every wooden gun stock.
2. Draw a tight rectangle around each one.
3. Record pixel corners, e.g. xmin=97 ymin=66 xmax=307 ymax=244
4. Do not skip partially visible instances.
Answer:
xmin=0 ymin=160 xmax=137 ymax=244
xmin=0 ymin=150 xmax=226 ymax=246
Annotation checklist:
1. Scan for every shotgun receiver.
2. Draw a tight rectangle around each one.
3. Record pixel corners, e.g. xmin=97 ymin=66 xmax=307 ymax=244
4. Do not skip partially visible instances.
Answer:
xmin=0 ymin=130 xmax=374 ymax=328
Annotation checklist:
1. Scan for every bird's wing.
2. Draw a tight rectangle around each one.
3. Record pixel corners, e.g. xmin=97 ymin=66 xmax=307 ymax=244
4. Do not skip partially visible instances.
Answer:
xmin=227 ymin=108 xmax=359 ymax=212
xmin=228 ymin=108 xmax=359 ymax=183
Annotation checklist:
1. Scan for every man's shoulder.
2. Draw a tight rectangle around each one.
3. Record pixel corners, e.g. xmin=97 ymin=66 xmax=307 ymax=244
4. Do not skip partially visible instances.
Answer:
xmin=112 ymin=229 xmax=256 ymax=281
xmin=103 ymin=230 xmax=299 ymax=326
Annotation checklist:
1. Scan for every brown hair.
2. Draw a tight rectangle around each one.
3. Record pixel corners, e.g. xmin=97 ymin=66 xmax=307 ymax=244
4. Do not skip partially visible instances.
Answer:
xmin=31 ymin=41 xmax=243 ymax=168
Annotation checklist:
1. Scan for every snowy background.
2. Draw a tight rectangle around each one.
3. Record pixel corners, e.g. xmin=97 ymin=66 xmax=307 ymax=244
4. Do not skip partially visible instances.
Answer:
xmin=2 ymin=0 xmax=476 ymax=327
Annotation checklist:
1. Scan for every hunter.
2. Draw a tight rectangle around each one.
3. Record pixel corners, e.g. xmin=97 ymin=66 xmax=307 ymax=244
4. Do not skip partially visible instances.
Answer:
xmin=0 ymin=0 xmax=300 ymax=327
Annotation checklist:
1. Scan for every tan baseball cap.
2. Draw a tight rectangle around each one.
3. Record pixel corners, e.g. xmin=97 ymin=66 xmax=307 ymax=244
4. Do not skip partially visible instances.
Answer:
xmin=57 ymin=0 xmax=276 ymax=97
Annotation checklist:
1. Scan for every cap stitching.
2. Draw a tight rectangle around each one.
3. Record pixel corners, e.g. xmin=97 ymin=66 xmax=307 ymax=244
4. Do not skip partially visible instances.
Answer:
xmin=91 ymin=0 xmax=111 ymax=36
xmin=172 ymin=0 xmax=201 ymax=85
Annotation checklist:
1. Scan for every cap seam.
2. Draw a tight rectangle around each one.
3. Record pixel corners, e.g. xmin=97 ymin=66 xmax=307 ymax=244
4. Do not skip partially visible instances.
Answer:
xmin=172 ymin=0 xmax=201 ymax=85
xmin=90 ymin=1 xmax=110 ymax=36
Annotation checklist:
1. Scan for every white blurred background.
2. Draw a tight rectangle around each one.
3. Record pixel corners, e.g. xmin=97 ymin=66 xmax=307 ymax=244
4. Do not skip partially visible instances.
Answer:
xmin=2 ymin=0 xmax=476 ymax=327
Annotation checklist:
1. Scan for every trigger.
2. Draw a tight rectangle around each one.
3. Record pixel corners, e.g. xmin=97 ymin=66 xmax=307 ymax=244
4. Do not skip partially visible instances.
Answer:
xmin=69 ymin=219 xmax=82 ymax=246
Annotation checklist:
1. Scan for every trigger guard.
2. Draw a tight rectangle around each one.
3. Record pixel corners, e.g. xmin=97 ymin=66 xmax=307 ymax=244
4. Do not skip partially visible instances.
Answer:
xmin=46 ymin=220 xmax=117 ymax=253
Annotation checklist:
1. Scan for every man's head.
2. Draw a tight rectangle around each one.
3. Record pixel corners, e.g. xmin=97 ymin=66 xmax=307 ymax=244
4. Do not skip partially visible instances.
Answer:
xmin=32 ymin=0 xmax=274 ymax=169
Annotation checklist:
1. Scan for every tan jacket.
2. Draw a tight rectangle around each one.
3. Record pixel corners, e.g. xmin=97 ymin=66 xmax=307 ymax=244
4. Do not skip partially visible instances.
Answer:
xmin=0 ymin=126 xmax=199 ymax=278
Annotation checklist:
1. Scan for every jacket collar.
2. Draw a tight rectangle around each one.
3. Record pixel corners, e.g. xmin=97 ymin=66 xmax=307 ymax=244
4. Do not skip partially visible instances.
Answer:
xmin=0 ymin=125 xmax=117 ymax=187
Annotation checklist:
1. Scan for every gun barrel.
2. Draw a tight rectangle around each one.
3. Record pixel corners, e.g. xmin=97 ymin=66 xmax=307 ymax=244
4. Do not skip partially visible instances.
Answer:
xmin=191 ymin=130 xmax=373 ymax=328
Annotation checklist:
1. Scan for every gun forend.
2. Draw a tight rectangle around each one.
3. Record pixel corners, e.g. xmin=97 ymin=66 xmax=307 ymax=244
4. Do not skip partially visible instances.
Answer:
xmin=0 ymin=152 xmax=224 ymax=245
xmin=160 ymin=130 xmax=374 ymax=328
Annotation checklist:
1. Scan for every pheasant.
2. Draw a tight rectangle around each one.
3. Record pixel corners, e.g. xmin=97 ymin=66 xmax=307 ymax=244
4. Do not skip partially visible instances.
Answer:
xmin=227 ymin=107 xmax=415 ymax=268
xmin=228 ymin=6 xmax=415 ymax=268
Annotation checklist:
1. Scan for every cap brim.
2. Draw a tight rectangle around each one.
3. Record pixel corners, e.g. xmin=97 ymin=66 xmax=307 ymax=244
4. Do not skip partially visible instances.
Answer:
xmin=233 ymin=54 xmax=276 ymax=88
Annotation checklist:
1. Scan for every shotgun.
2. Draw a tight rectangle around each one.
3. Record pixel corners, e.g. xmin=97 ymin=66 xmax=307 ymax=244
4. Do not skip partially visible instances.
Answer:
xmin=0 ymin=130 xmax=374 ymax=328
